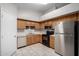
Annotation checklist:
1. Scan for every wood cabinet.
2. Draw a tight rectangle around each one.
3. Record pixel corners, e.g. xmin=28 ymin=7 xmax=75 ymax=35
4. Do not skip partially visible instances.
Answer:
xmin=17 ymin=13 xmax=78 ymax=29
xmin=17 ymin=19 xmax=41 ymax=30
xmin=26 ymin=21 xmax=30 ymax=26
xmin=27 ymin=34 xmax=42 ymax=45
xmin=78 ymin=13 xmax=79 ymax=21
xmin=17 ymin=20 xmax=26 ymax=29
xmin=40 ymin=21 xmax=53 ymax=29
xmin=35 ymin=23 xmax=40 ymax=29
xmin=25 ymin=21 xmax=41 ymax=29
xmin=40 ymin=23 xmax=44 ymax=29
xmin=50 ymin=35 xmax=55 ymax=49
xmin=27 ymin=36 xmax=33 ymax=45
xmin=36 ymin=35 xmax=42 ymax=43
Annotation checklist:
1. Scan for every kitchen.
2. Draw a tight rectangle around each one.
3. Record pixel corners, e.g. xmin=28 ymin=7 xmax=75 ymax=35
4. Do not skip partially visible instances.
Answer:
xmin=17 ymin=18 xmax=55 ymax=56
xmin=0 ymin=3 xmax=79 ymax=56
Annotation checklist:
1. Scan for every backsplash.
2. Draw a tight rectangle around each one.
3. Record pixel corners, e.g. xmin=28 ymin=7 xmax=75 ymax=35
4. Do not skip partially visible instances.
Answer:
xmin=17 ymin=29 xmax=46 ymax=36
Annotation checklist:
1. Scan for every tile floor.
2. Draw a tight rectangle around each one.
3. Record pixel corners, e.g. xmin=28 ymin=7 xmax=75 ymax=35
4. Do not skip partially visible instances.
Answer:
xmin=14 ymin=43 xmax=60 ymax=56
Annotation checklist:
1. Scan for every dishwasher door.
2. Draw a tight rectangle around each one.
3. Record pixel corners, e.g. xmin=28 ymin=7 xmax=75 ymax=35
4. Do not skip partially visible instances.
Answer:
xmin=17 ymin=36 xmax=26 ymax=48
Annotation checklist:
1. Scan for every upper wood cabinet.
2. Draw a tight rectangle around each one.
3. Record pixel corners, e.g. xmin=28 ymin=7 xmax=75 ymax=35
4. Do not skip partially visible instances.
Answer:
xmin=35 ymin=23 xmax=40 ymax=29
xmin=40 ymin=23 xmax=45 ymax=29
xmin=26 ymin=21 xmax=30 ymax=26
xmin=45 ymin=21 xmax=52 ymax=26
xmin=40 ymin=21 xmax=53 ymax=29
xmin=17 ymin=20 xmax=26 ymax=29
xmin=17 ymin=19 xmax=41 ymax=30
xmin=26 ymin=21 xmax=41 ymax=29
xmin=78 ymin=13 xmax=79 ymax=21
xmin=17 ymin=13 xmax=78 ymax=29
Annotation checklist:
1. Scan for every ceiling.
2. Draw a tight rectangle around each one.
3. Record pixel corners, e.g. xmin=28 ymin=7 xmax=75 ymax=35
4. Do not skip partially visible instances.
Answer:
xmin=16 ymin=3 xmax=69 ymax=14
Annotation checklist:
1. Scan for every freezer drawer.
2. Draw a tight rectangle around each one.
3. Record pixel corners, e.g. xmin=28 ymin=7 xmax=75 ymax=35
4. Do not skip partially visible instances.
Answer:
xmin=55 ymin=34 xmax=65 ymax=55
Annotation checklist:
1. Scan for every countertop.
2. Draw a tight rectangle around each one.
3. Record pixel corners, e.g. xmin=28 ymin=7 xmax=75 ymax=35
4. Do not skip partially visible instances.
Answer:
xmin=17 ymin=32 xmax=46 ymax=37
xmin=50 ymin=35 xmax=55 ymax=36
xmin=17 ymin=29 xmax=46 ymax=37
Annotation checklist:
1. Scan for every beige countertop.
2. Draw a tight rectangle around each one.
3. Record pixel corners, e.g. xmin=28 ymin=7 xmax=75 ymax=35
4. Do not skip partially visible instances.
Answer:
xmin=27 ymin=33 xmax=42 ymax=36
xmin=50 ymin=35 xmax=55 ymax=36
xmin=17 ymin=32 xmax=44 ymax=37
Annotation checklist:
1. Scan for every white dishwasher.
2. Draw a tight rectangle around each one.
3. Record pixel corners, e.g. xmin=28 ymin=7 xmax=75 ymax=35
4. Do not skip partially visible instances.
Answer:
xmin=17 ymin=36 xmax=27 ymax=48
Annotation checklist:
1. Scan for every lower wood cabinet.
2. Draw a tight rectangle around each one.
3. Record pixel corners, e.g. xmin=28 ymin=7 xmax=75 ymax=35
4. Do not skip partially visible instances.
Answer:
xmin=27 ymin=36 xmax=33 ymax=45
xmin=34 ymin=35 xmax=42 ymax=43
xmin=50 ymin=35 xmax=55 ymax=49
xmin=27 ymin=34 xmax=42 ymax=46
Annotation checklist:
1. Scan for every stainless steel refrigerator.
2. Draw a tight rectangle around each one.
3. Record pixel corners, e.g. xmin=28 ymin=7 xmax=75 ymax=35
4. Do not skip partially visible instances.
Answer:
xmin=54 ymin=21 xmax=79 ymax=56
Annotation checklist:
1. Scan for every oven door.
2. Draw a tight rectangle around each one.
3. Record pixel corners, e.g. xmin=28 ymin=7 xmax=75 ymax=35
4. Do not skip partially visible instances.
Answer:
xmin=42 ymin=35 xmax=49 ymax=47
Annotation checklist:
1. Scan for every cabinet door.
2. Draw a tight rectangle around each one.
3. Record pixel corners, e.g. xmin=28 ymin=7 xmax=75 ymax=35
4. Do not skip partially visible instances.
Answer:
xmin=39 ymin=35 xmax=42 ymax=43
xmin=32 ymin=35 xmax=38 ymax=44
xmin=40 ymin=23 xmax=44 ymax=29
xmin=32 ymin=36 xmax=36 ymax=44
xmin=34 ymin=35 xmax=42 ymax=43
xmin=78 ymin=13 xmax=79 ymax=21
xmin=35 ymin=23 xmax=40 ymax=29
xmin=27 ymin=35 xmax=42 ymax=45
xmin=26 ymin=21 xmax=29 ymax=26
xmin=27 ymin=36 xmax=32 ymax=45
xmin=17 ymin=20 xmax=26 ymax=29
xmin=50 ymin=36 xmax=55 ymax=49
xmin=35 ymin=35 xmax=39 ymax=43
